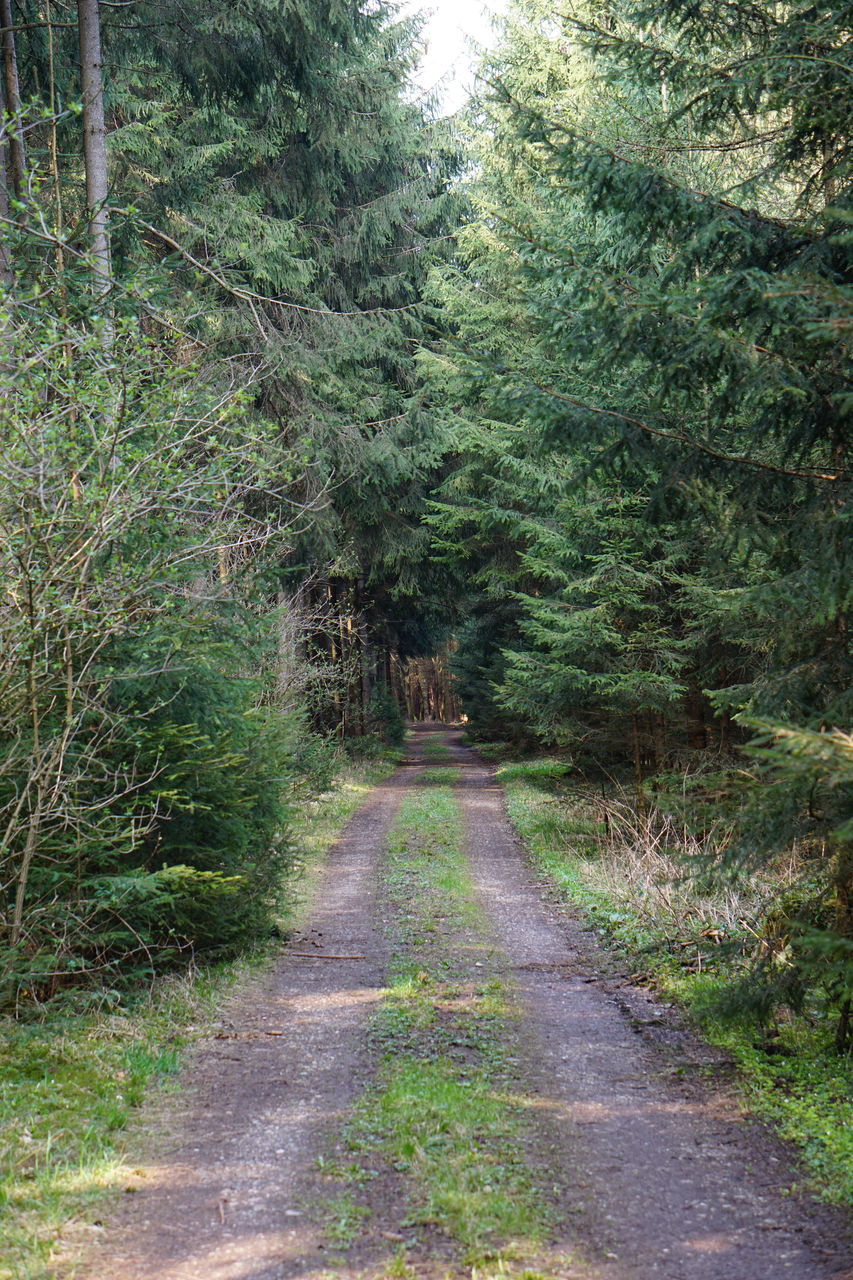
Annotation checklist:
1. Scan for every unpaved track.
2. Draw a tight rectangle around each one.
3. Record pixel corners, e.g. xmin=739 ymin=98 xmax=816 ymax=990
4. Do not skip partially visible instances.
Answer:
xmin=451 ymin=731 xmax=850 ymax=1280
xmin=74 ymin=759 xmax=419 ymax=1280
xmin=73 ymin=726 xmax=850 ymax=1280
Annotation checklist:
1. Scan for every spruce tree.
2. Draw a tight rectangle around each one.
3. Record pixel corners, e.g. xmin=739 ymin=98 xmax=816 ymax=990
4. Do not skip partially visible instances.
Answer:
xmin=424 ymin=0 xmax=851 ymax=1039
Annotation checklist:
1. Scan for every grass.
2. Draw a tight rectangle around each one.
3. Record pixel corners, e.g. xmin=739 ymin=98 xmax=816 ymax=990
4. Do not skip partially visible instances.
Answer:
xmin=0 ymin=750 xmax=398 ymax=1280
xmin=319 ymin=772 xmax=549 ymax=1267
xmin=495 ymin=755 xmax=853 ymax=1207
xmin=419 ymin=732 xmax=455 ymax=764
xmin=322 ymin=1190 xmax=371 ymax=1247
xmin=349 ymin=1058 xmax=539 ymax=1249
xmin=0 ymin=971 xmax=224 ymax=1280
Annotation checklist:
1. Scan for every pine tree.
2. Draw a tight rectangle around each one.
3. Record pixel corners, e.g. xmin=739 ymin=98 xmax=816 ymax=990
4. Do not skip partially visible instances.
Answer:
xmin=99 ymin=0 xmax=463 ymax=734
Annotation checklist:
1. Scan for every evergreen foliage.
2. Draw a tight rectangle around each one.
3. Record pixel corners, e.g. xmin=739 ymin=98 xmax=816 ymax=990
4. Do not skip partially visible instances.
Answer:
xmin=0 ymin=0 xmax=849 ymax=1050
xmin=0 ymin=0 xmax=458 ymax=999
xmin=424 ymin=0 xmax=851 ymax=1040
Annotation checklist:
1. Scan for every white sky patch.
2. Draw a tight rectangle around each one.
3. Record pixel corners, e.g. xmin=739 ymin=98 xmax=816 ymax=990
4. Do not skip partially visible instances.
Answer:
xmin=403 ymin=0 xmax=507 ymax=115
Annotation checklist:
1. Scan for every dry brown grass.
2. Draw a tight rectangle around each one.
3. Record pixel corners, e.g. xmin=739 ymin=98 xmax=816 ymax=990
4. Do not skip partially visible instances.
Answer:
xmin=580 ymin=785 xmax=804 ymax=943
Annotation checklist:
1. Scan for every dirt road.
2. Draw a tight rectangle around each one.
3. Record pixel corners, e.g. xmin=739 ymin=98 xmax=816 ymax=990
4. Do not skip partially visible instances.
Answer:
xmin=70 ymin=727 xmax=850 ymax=1280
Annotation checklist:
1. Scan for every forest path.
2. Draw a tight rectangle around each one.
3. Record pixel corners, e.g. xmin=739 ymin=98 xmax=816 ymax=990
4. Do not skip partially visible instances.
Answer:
xmin=70 ymin=727 xmax=848 ymax=1280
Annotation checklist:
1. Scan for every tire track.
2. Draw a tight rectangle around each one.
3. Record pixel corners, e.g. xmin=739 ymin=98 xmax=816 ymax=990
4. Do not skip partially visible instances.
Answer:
xmin=73 ymin=757 xmax=422 ymax=1280
xmin=452 ymin=731 xmax=848 ymax=1280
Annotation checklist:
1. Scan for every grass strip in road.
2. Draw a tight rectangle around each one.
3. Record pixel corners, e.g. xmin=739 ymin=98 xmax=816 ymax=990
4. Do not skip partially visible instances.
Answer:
xmin=0 ymin=752 xmax=397 ymax=1280
xmin=319 ymin=773 xmax=548 ymax=1269
xmin=419 ymin=732 xmax=455 ymax=764
xmin=495 ymin=755 xmax=853 ymax=1208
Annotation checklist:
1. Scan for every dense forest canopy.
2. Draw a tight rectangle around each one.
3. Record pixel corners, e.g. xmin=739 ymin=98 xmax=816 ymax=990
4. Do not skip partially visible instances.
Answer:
xmin=0 ymin=0 xmax=849 ymax=1046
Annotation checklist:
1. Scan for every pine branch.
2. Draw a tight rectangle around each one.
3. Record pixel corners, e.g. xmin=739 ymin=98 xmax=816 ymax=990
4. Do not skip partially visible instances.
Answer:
xmin=140 ymin=221 xmax=418 ymax=319
xmin=526 ymin=381 xmax=847 ymax=484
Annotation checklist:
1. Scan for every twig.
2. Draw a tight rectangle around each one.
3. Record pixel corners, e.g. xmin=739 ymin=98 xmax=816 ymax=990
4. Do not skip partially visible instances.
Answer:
xmin=526 ymin=381 xmax=846 ymax=483
xmin=287 ymin=950 xmax=365 ymax=960
xmin=139 ymin=220 xmax=415 ymax=318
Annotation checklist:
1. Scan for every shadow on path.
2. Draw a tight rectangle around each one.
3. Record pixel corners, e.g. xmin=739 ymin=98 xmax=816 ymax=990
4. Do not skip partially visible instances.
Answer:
xmin=68 ymin=724 xmax=850 ymax=1280
xmin=71 ymin=750 xmax=420 ymax=1280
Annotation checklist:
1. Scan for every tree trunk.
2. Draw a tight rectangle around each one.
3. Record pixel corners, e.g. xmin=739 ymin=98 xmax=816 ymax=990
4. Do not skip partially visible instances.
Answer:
xmin=685 ymin=682 xmax=707 ymax=750
xmin=77 ymin=0 xmax=111 ymax=306
xmin=823 ymin=140 xmax=837 ymax=208
xmin=0 ymin=72 xmax=12 ymax=288
xmin=653 ymin=712 xmax=667 ymax=771
xmin=833 ymin=845 xmax=853 ymax=1053
xmin=1 ymin=0 xmax=26 ymax=210
xmin=356 ymin=575 xmax=373 ymax=725
xmin=631 ymin=713 xmax=645 ymax=815
xmin=45 ymin=0 xmax=72 ymax=334
xmin=718 ymin=708 xmax=731 ymax=752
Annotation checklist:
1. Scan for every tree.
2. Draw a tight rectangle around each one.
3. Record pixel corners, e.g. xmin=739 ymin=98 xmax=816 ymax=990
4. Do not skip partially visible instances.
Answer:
xmin=76 ymin=0 xmax=109 ymax=291
xmin=0 ymin=269 xmax=302 ymax=995
xmin=0 ymin=0 xmax=26 ymax=209
xmin=97 ymin=0 xmax=463 ymax=735
xmin=0 ymin=0 xmax=463 ymax=1000
xmin=424 ymin=0 xmax=851 ymax=1039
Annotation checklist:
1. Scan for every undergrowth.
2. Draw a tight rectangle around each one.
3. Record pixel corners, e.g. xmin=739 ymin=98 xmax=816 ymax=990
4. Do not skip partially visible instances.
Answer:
xmin=494 ymin=754 xmax=853 ymax=1208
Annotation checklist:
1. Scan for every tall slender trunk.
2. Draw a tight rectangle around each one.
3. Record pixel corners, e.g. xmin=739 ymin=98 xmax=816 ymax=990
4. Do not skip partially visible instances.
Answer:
xmin=833 ymin=846 xmax=853 ymax=1053
xmin=1 ymin=0 xmax=26 ymax=210
xmin=631 ymin=712 xmax=645 ymax=815
xmin=652 ymin=712 xmax=666 ymax=770
xmin=0 ymin=72 xmax=12 ymax=288
xmin=823 ymin=140 xmax=837 ymax=208
xmin=685 ymin=682 xmax=707 ymax=750
xmin=45 ymin=2 xmax=66 ymax=274
xmin=77 ymin=0 xmax=111 ymax=310
xmin=357 ymin=577 xmax=373 ymax=725
xmin=10 ymin=794 xmax=41 ymax=948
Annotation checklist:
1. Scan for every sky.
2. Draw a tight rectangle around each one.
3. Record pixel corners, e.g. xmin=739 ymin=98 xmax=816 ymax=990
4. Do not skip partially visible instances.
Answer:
xmin=403 ymin=0 xmax=508 ymax=115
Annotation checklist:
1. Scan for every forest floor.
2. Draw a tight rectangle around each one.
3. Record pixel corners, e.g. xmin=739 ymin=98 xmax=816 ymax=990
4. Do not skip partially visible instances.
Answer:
xmin=62 ymin=726 xmax=852 ymax=1280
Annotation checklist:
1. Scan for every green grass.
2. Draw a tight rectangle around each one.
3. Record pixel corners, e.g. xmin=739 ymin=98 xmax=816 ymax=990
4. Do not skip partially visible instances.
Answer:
xmin=460 ymin=739 xmax=516 ymax=762
xmin=417 ymin=766 xmax=460 ymax=787
xmin=0 ymin=972 xmax=224 ymax=1280
xmin=385 ymin=783 xmax=479 ymax=942
xmin=0 ymin=751 xmax=398 ymax=1280
xmin=700 ymin=1021 xmax=853 ymax=1197
xmin=320 ymin=775 xmax=548 ymax=1266
xmin=321 ymin=1190 xmax=371 ymax=1247
xmin=348 ymin=1058 xmax=539 ymax=1251
xmin=419 ymin=734 xmax=454 ymax=764
xmin=496 ymin=757 xmax=853 ymax=1207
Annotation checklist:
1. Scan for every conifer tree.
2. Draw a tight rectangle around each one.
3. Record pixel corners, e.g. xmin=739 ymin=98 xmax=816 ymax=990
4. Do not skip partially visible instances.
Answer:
xmin=99 ymin=0 xmax=462 ymax=731
xmin=425 ymin=0 xmax=851 ymax=1038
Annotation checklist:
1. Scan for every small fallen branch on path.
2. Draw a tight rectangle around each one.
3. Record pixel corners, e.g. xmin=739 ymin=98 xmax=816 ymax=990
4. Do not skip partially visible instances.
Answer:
xmin=287 ymin=951 xmax=365 ymax=960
